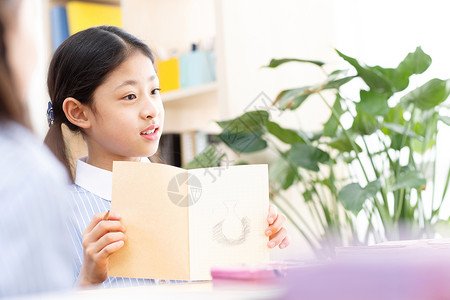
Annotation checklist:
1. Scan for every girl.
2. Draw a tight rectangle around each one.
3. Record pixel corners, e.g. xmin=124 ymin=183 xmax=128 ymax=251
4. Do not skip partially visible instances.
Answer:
xmin=45 ymin=26 xmax=289 ymax=288
xmin=0 ymin=0 xmax=74 ymax=296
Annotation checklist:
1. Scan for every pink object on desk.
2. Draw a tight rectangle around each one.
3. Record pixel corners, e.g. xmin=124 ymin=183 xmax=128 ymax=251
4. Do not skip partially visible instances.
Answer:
xmin=211 ymin=261 xmax=301 ymax=282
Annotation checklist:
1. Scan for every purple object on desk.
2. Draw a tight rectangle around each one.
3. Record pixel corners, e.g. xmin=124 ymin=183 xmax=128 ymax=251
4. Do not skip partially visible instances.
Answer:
xmin=282 ymin=254 xmax=450 ymax=300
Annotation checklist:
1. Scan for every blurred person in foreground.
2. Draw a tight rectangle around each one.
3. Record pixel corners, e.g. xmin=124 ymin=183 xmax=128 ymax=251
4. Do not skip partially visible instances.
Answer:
xmin=0 ymin=0 xmax=75 ymax=297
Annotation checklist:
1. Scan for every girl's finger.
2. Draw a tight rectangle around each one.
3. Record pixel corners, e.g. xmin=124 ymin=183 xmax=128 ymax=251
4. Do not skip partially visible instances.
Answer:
xmin=267 ymin=204 xmax=278 ymax=225
xmin=267 ymin=227 xmax=288 ymax=248
xmin=96 ymin=240 xmax=125 ymax=261
xmin=278 ymin=235 xmax=290 ymax=249
xmin=265 ymin=213 xmax=286 ymax=236
xmin=84 ymin=212 xmax=121 ymax=234
xmin=88 ymin=231 xmax=127 ymax=255
xmin=83 ymin=220 xmax=125 ymax=245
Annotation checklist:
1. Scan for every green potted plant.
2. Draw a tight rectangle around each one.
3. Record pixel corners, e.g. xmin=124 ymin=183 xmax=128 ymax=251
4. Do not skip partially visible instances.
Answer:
xmin=186 ymin=47 xmax=450 ymax=257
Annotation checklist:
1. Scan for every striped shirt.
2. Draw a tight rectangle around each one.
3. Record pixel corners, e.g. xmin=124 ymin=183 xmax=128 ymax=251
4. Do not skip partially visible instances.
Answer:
xmin=68 ymin=157 xmax=180 ymax=287
xmin=0 ymin=121 xmax=75 ymax=297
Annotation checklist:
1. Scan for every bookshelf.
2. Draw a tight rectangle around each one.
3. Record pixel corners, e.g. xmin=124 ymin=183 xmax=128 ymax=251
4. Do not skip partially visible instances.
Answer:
xmin=161 ymin=82 xmax=218 ymax=103
xmin=120 ymin=0 xmax=222 ymax=134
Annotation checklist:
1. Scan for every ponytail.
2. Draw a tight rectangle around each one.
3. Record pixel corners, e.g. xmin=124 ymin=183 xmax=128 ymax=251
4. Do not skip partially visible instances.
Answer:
xmin=44 ymin=121 xmax=72 ymax=181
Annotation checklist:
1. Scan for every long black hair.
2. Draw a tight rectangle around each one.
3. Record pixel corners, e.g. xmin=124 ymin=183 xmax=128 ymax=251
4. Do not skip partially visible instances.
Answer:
xmin=44 ymin=26 xmax=156 ymax=175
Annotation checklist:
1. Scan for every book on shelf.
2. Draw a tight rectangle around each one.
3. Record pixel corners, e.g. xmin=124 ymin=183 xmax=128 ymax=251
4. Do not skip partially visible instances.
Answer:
xmin=50 ymin=5 xmax=70 ymax=51
xmin=65 ymin=1 xmax=122 ymax=35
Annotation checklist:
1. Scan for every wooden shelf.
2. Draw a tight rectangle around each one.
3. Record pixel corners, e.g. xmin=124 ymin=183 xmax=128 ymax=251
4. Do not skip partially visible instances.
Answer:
xmin=161 ymin=82 xmax=218 ymax=103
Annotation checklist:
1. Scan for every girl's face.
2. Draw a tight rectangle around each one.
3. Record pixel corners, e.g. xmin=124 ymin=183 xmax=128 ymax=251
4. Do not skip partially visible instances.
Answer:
xmin=84 ymin=52 xmax=164 ymax=167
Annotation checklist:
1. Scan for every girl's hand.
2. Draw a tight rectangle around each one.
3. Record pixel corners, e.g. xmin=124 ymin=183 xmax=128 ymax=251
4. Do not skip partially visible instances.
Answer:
xmin=77 ymin=212 xmax=126 ymax=287
xmin=265 ymin=204 xmax=290 ymax=249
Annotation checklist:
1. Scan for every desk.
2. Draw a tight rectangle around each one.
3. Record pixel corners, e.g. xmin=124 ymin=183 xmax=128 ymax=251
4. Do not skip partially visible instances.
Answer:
xmin=13 ymin=281 xmax=285 ymax=300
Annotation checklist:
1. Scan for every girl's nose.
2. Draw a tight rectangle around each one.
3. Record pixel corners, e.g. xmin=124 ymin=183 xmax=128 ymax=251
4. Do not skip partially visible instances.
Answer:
xmin=141 ymin=95 xmax=161 ymax=119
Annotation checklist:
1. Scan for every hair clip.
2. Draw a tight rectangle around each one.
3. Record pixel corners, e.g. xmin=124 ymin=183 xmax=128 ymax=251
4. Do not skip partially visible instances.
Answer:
xmin=47 ymin=101 xmax=54 ymax=126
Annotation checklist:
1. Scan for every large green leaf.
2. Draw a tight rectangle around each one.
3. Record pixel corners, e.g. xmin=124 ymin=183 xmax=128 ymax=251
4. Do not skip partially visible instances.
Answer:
xmin=266 ymin=121 xmax=305 ymax=144
xmin=286 ymin=143 xmax=330 ymax=172
xmin=269 ymin=157 xmax=298 ymax=190
xmin=265 ymin=58 xmax=325 ymax=68
xmin=323 ymin=70 xmax=356 ymax=90
xmin=324 ymin=76 xmax=357 ymax=90
xmin=382 ymin=122 xmax=422 ymax=140
xmin=384 ymin=105 xmax=405 ymax=126
xmin=397 ymin=47 xmax=431 ymax=75
xmin=390 ymin=170 xmax=426 ymax=191
xmin=337 ymin=48 xmax=431 ymax=95
xmin=184 ymin=145 xmax=225 ymax=169
xmin=273 ymin=87 xmax=314 ymax=110
xmin=400 ymin=78 xmax=450 ymax=110
xmin=393 ymin=47 xmax=432 ymax=92
xmin=323 ymin=94 xmax=344 ymax=137
xmin=411 ymin=110 xmax=438 ymax=153
xmin=381 ymin=105 xmax=406 ymax=150
xmin=351 ymin=110 xmax=380 ymax=135
xmin=338 ymin=180 xmax=381 ymax=214
xmin=336 ymin=49 xmax=393 ymax=94
xmin=357 ymin=89 xmax=389 ymax=116
xmin=217 ymin=110 xmax=269 ymax=133
xmin=274 ymin=69 xmax=356 ymax=111
xmin=327 ymin=135 xmax=363 ymax=153
xmin=216 ymin=130 xmax=267 ymax=153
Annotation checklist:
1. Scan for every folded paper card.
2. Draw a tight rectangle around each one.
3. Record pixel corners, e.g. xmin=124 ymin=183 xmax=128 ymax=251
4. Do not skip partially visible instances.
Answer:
xmin=108 ymin=162 xmax=270 ymax=280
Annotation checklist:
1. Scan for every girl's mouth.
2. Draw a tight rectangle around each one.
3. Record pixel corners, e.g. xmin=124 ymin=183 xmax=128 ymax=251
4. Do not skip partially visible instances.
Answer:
xmin=140 ymin=126 xmax=159 ymax=141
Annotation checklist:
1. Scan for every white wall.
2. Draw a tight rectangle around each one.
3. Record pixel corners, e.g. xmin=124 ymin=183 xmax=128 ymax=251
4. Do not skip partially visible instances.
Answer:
xmin=27 ymin=0 xmax=49 ymax=139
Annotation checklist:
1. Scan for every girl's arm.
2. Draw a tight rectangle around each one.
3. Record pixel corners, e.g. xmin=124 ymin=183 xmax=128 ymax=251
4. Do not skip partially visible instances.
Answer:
xmin=265 ymin=204 xmax=290 ymax=249
xmin=77 ymin=212 xmax=126 ymax=287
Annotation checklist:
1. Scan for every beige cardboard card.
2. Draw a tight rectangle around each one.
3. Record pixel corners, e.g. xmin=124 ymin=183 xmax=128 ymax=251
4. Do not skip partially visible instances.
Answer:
xmin=108 ymin=162 xmax=270 ymax=280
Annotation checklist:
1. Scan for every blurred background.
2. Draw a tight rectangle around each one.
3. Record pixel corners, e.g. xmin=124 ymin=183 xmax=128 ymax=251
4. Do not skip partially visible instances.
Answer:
xmin=31 ymin=0 xmax=450 ymax=260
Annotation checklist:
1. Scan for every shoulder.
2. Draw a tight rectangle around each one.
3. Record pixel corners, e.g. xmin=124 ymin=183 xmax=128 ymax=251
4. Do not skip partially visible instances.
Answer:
xmin=0 ymin=122 xmax=75 ymax=293
xmin=0 ymin=122 xmax=72 ymax=225
xmin=0 ymin=122 xmax=70 ymax=189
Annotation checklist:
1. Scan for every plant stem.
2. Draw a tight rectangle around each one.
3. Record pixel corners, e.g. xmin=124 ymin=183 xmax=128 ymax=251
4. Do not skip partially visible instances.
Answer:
xmin=276 ymin=192 xmax=317 ymax=239
xmin=393 ymin=105 xmax=416 ymax=225
xmin=294 ymin=183 xmax=327 ymax=232
xmin=431 ymin=145 xmax=437 ymax=220
xmin=318 ymin=92 xmax=390 ymax=226
xmin=360 ymin=135 xmax=390 ymax=214
xmin=394 ymin=188 xmax=405 ymax=222
xmin=317 ymin=92 xmax=369 ymax=182
xmin=433 ymin=164 xmax=450 ymax=217
xmin=376 ymin=132 xmax=396 ymax=170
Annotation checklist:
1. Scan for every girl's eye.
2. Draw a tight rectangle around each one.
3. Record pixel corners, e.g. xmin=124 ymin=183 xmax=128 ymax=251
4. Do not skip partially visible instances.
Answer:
xmin=124 ymin=94 xmax=136 ymax=100
xmin=151 ymin=88 xmax=161 ymax=95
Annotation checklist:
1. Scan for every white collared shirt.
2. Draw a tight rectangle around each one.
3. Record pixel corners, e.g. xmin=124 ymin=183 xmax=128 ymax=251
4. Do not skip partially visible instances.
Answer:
xmin=68 ymin=156 xmax=178 ymax=287
xmin=75 ymin=156 xmax=150 ymax=201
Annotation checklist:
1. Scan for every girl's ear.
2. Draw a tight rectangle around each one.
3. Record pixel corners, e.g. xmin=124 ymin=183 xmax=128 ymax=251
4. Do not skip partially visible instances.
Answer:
xmin=62 ymin=97 xmax=91 ymax=129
